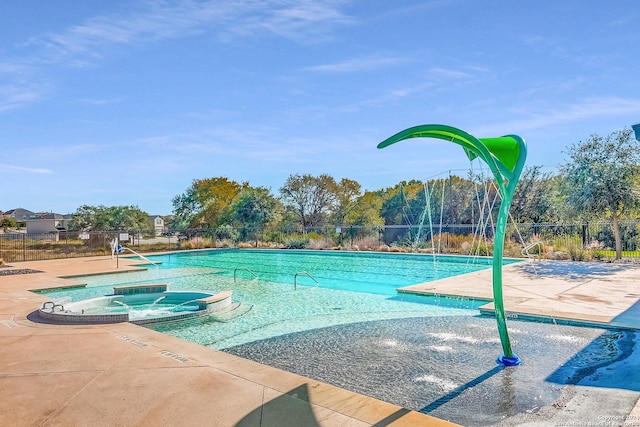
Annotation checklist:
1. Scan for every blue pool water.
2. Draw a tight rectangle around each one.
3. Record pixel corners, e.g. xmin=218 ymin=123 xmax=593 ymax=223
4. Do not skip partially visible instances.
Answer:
xmin=139 ymin=249 xmax=504 ymax=295
xmin=39 ymin=249 xmax=494 ymax=348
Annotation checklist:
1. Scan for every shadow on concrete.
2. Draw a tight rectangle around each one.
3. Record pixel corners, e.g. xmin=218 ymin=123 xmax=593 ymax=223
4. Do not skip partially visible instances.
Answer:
xmin=419 ymin=365 xmax=505 ymax=414
xmin=234 ymin=383 xmax=421 ymax=427
xmin=611 ymin=300 xmax=640 ymax=328
xmin=235 ymin=384 xmax=321 ymax=427
xmin=546 ymin=329 xmax=639 ymax=391
xmin=514 ymin=260 xmax=633 ymax=280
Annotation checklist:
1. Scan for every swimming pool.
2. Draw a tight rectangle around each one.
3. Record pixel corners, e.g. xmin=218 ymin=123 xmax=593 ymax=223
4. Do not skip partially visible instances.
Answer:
xmin=148 ymin=249 xmax=505 ymax=295
xmin=40 ymin=249 xmax=496 ymax=348
xmin=36 ymin=249 xmax=635 ymax=425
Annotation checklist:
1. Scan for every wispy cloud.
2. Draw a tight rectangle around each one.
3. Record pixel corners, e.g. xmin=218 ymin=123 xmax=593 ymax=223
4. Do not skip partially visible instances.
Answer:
xmin=304 ymin=55 xmax=408 ymax=73
xmin=0 ymin=84 xmax=48 ymax=113
xmin=0 ymin=61 xmax=31 ymax=74
xmin=0 ymin=164 xmax=53 ymax=174
xmin=327 ymin=65 xmax=481 ymax=113
xmin=425 ymin=67 xmax=473 ymax=80
xmin=24 ymin=0 xmax=351 ymax=67
xmin=474 ymin=97 xmax=640 ymax=136
xmin=256 ymin=1 xmax=353 ymax=41
xmin=1 ymin=0 xmax=353 ymax=112
xmin=609 ymin=14 xmax=636 ymax=27
xmin=78 ymin=98 xmax=122 ymax=105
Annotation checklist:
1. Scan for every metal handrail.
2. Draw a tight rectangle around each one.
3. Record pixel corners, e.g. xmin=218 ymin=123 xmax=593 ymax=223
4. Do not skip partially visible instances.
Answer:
xmin=122 ymin=246 xmax=160 ymax=268
xmin=521 ymin=241 xmax=543 ymax=258
xmin=234 ymin=267 xmax=258 ymax=282
xmin=294 ymin=271 xmax=319 ymax=290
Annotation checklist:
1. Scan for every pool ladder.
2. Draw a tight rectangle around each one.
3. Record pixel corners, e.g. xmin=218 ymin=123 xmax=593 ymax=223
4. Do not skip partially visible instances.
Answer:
xmin=41 ymin=301 xmax=65 ymax=312
xmin=521 ymin=241 xmax=544 ymax=275
xmin=234 ymin=267 xmax=259 ymax=282
xmin=294 ymin=271 xmax=319 ymax=290
xmin=521 ymin=241 xmax=543 ymax=259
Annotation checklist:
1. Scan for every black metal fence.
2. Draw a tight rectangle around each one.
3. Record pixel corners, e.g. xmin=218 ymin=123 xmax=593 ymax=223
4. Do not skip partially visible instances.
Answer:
xmin=1 ymin=221 xmax=639 ymax=263
xmin=0 ymin=231 xmax=180 ymax=263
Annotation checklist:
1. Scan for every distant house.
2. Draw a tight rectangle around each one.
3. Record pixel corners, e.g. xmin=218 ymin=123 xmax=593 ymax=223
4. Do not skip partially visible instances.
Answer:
xmin=4 ymin=208 xmax=38 ymax=223
xmin=150 ymin=215 xmax=166 ymax=236
xmin=25 ymin=213 xmax=70 ymax=235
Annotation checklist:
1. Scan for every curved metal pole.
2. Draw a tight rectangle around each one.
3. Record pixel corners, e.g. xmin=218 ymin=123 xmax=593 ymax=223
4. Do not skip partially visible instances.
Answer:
xmin=492 ymin=194 xmax=517 ymax=364
xmin=378 ymin=124 xmax=525 ymax=366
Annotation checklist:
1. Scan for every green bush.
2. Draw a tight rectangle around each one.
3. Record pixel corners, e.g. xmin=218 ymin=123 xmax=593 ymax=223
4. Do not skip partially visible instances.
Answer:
xmin=566 ymin=241 xmax=590 ymax=261
xmin=284 ymin=237 xmax=309 ymax=249
xmin=264 ymin=229 xmax=286 ymax=244
xmin=215 ymin=225 xmax=240 ymax=242
xmin=471 ymin=241 xmax=492 ymax=256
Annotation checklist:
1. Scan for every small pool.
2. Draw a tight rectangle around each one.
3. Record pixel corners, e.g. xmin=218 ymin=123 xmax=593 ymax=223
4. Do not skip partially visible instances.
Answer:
xmin=38 ymin=283 xmax=234 ymax=325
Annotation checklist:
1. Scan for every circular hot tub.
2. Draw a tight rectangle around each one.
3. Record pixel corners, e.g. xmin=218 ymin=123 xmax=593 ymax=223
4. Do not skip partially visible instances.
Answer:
xmin=38 ymin=284 xmax=234 ymax=325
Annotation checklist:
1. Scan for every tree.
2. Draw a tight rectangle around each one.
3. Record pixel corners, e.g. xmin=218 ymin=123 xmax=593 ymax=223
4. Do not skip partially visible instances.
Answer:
xmin=67 ymin=205 xmax=154 ymax=235
xmin=172 ymin=177 xmax=246 ymax=230
xmin=345 ymin=191 xmax=384 ymax=226
xmin=379 ymin=180 xmax=423 ymax=225
xmin=510 ymin=166 xmax=560 ymax=223
xmin=231 ymin=186 xmax=280 ymax=231
xmin=414 ymin=175 xmax=478 ymax=226
xmin=330 ymin=178 xmax=362 ymax=225
xmin=562 ymin=128 xmax=640 ymax=259
xmin=1 ymin=217 xmax=18 ymax=232
xmin=279 ymin=174 xmax=338 ymax=228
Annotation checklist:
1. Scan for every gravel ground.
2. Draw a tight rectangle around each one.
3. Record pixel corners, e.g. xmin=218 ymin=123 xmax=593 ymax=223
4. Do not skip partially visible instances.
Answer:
xmin=0 ymin=267 xmax=43 ymax=275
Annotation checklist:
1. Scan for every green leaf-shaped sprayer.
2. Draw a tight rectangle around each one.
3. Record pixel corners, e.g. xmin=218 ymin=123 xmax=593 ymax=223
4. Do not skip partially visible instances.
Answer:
xmin=378 ymin=124 xmax=526 ymax=365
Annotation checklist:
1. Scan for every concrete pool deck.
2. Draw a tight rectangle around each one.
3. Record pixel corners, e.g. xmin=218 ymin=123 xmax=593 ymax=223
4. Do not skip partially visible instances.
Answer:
xmin=399 ymin=259 xmax=640 ymax=330
xmin=1 ymin=255 xmax=639 ymax=426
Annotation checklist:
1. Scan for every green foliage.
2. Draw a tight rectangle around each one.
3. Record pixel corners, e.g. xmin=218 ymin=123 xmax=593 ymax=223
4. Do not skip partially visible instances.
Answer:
xmin=283 ymin=236 xmax=309 ymax=249
xmin=562 ymin=129 xmax=640 ymax=219
xmin=264 ymin=229 xmax=286 ymax=244
xmin=231 ymin=187 xmax=280 ymax=232
xmin=279 ymin=173 xmax=339 ymax=227
xmin=1 ymin=217 xmax=18 ymax=232
xmin=330 ymin=178 xmax=362 ymax=225
xmin=346 ymin=191 xmax=384 ymax=226
xmin=511 ymin=166 xmax=560 ymax=223
xmin=380 ymin=181 xmax=423 ymax=225
xmin=215 ymin=225 xmax=239 ymax=242
xmin=172 ymin=177 xmax=246 ymax=230
xmin=562 ymin=128 xmax=640 ymax=258
xmin=566 ymin=241 xmax=589 ymax=261
xmin=471 ymin=240 xmax=492 ymax=256
xmin=67 ymin=205 xmax=153 ymax=235
xmin=28 ymin=125 xmax=640 ymax=261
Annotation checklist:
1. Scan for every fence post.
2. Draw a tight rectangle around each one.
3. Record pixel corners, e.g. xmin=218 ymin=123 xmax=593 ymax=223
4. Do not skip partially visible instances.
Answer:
xmin=22 ymin=234 xmax=26 ymax=262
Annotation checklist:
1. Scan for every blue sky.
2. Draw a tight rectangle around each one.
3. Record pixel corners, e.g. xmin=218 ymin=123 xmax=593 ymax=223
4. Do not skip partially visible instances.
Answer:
xmin=2 ymin=1 xmax=639 ymax=215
